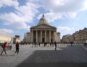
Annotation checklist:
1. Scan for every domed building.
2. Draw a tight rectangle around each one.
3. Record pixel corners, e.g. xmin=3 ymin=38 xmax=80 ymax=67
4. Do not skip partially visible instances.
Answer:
xmin=23 ymin=15 xmax=60 ymax=44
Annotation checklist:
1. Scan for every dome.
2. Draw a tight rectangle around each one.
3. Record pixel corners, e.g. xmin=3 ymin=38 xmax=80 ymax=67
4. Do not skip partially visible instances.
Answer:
xmin=38 ymin=14 xmax=48 ymax=25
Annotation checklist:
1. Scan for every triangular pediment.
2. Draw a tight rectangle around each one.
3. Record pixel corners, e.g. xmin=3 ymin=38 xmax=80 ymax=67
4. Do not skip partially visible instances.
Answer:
xmin=31 ymin=24 xmax=56 ymax=30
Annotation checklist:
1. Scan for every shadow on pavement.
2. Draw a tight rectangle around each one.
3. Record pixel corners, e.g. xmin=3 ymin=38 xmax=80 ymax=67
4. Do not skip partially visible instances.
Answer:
xmin=16 ymin=45 xmax=87 ymax=67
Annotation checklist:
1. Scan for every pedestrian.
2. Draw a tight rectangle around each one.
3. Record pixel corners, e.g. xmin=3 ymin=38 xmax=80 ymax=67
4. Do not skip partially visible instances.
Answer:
xmin=54 ymin=42 xmax=57 ymax=51
xmin=70 ymin=41 xmax=73 ymax=46
xmin=39 ymin=42 xmax=40 ymax=47
xmin=44 ymin=42 xmax=46 ymax=47
xmin=50 ymin=42 xmax=51 ymax=46
xmin=15 ymin=42 xmax=19 ymax=54
xmin=1 ymin=42 xmax=7 ymax=55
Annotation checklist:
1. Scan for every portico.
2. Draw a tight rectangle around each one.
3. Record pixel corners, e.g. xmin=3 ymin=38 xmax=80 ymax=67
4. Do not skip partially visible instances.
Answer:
xmin=31 ymin=30 xmax=56 ymax=43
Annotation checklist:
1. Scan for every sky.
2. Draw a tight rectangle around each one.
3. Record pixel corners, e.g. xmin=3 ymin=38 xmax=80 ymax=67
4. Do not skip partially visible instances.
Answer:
xmin=0 ymin=0 xmax=87 ymax=40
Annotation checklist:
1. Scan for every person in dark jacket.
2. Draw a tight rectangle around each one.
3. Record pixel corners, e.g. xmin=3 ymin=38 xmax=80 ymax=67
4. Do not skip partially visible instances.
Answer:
xmin=1 ymin=42 xmax=7 ymax=55
xmin=15 ymin=42 xmax=19 ymax=54
xmin=54 ymin=42 xmax=57 ymax=51
xmin=70 ymin=41 xmax=73 ymax=46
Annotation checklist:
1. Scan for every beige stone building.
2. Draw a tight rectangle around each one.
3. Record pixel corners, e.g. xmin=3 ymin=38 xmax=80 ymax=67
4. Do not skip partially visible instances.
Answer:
xmin=61 ymin=34 xmax=72 ymax=43
xmin=73 ymin=28 xmax=87 ymax=44
xmin=62 ymin=28 xmax=87 ymax=44
xmin=23 ymin=15 xmax=60 ymax=43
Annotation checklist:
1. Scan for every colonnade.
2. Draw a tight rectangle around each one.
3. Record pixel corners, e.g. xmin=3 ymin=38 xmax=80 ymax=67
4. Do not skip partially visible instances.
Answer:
xmin=31 ymin=30 xmax=55 ymax=43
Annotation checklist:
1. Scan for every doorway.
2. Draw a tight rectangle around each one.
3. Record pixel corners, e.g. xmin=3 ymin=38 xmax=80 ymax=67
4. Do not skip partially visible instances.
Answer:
xmin=42 ymin=38 xmax=45 ymax=43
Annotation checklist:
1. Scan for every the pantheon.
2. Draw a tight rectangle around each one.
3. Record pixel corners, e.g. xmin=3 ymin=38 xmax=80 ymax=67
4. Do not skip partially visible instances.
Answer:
xmin=23 ymin=15 xmax=60 ymax=43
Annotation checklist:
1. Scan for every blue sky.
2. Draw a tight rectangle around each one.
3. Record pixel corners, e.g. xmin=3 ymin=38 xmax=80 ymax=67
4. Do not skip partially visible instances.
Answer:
xmin=0 ymin=0 xmax=87 ymax=39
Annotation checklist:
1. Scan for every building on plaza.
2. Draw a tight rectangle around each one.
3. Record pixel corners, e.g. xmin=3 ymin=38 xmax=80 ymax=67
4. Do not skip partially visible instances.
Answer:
xmin=61 ymin=28 xmax=87 ymax=44
xmin=23 ymin=15 xmax=60 ymax=44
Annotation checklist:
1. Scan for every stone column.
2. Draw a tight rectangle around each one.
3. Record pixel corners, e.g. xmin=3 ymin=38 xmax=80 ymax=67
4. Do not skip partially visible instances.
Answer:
xmin=31 ymin=30 xmax=33 ymax=43
xmin=40 ymin=30 xmax=42 ymax=43
xmin=49 ymin=31 xmax=51 ymax=43
xmin=50 ymin=31 xmax=52 ymax=42
xmin=53 ymin=32 xmax=55 ymax=42
xmin=45 ymin=30 xmax=47 ymax=43
xmin=36 ymin=30 xmax=38 ymax=43
xmin=54 ymin=32 xmax=56 ymax=42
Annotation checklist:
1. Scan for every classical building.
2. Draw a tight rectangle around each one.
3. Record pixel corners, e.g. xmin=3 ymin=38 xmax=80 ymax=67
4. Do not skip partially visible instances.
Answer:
xmin=23 ymin=15 xmax=60 ymax=43
xmin=62 ymin=28 xmax=87 ymax=44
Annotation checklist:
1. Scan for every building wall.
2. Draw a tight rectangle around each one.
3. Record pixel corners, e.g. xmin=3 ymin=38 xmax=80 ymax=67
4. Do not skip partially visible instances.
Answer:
xmin=23 ymin=33 xmax=32 ymax=43
xmin=62 ymin=28 xmax=87 ymax=44
xmin=54 ymin=32 xmax=60 ymax=42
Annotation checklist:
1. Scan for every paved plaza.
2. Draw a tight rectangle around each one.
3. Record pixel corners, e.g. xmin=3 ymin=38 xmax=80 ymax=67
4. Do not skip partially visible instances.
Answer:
xmin=0 ymin=44 xmax=87 ymax=67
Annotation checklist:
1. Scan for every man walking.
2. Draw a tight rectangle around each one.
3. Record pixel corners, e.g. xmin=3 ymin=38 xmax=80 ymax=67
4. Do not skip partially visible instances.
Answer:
xmin=15 ymin=42 xmax=19 ymax=54
xmin=1 ymin=42 xmax=7 ymax=55
xmin=54 ymin=42 xmax=57 ymax=51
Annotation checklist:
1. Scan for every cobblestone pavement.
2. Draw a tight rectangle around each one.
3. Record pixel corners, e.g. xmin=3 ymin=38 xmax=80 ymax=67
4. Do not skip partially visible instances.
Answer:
xmin=0 ymin=44 xmax=87 ymax=67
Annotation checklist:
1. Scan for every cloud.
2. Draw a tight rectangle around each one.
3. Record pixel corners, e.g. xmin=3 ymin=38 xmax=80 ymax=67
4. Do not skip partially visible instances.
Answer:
xmin=41 ymin=0 xmax=86 ymax=12
xmin=45 ymin=12 xmax=63 ymax=22
xmin=0 ymin=1 xmax=39 ymax=30
xmin=0 ymin=28 xmax=14 ymax=37
xmin=57 ymin=26 xmax=75 ymax=37
xmin=1 ymin=0 xmax=87 ymax=24
xmin=16 ymin=2 xmax=39 ymax=22
xmin=1 ymin=0 xmax=87 ymax=26
xmin=12 ymin=22 xmax=30 ymax=30
xmin=36 ymin=0 xmax=87 ymax=22
xmin=0 ymin=13 xmax=26 ymax=24
xmin=0 ymin=0 xmax=19 ymax=8
xmin=66 ymin=12 xmax=77 ymax=18
xmin=81 ymin=0 xmax=87 ymax=11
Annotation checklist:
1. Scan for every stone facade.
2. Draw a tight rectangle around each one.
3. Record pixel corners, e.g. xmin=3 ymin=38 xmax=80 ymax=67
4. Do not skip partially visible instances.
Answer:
xmin=61 ymin=35 xmax=73 ymax=43
xmin=23 ymin=32 xmax=31 ymax=43
xmin=23 ymin=15 xmax=60 ymax=43
xmin=62 ymin=28 xmax=87 ymax=44
xmin=73 ymin=28 xmax=87 ymax=44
